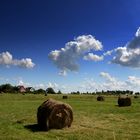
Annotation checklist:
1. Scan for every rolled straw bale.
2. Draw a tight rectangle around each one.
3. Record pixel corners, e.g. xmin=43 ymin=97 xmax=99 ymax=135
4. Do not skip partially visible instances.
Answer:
xmin=118 ymin=96 xmax=131 ymax=107
xmin=37 ymin=98 xmax=73 ymax=130
xmin=63 ymin=95 xmax=68 ymax=99
xmin=97 ymin=95 xmax=105 ymax=101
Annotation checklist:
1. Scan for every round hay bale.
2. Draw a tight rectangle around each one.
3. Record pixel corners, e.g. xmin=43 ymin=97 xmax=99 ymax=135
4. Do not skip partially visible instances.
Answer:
xmin=37 ymin=98 xmax=73 ymax=130
xmin=134 ymin=95 xmax=138 ymax=99
xmin=97 ymin=95 xmax=104 ymax=101
xmin=63 ymin=95 xmax=68 ymax=99
xmin=118 ymin=96 xmax=131 ymax=107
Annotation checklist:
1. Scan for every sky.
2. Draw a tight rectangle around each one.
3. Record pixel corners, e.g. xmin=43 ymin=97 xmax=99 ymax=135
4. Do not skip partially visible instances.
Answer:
xmin=1 ymin=0 xmax=140 ymax=93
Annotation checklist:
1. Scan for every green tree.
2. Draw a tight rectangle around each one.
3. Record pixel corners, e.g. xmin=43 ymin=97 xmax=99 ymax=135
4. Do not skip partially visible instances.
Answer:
xmin=57 ymin=90 xmax=62 ymax=94
xmin=0 ymin=84 xmax=13 ymax=93
xmin=46 ymin=87 xmax=56 ymax=94
xmin=35 ymin=88 xmax=46 ymax=94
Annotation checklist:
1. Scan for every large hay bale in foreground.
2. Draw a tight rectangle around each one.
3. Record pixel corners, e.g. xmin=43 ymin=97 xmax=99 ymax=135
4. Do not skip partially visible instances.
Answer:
xmin=97 ymin=95 xmax=105 ymax=101
xmin=37 ymin=98 xmax=73 ymax=130
xmin=118 ymin=96 xmax=131 ymax=107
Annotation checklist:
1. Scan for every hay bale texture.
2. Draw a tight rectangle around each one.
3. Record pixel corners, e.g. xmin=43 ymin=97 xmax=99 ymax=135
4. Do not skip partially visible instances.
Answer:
xmin=37 ymin=98 xmax=73 ymax=130
xmin=118 ymin=96 xmax=131 ymax=107
xmin=97 ymin=95 xmax=105 ymax=101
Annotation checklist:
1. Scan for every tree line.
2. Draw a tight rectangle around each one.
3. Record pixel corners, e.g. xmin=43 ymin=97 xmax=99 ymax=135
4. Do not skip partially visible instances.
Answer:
xmin=0 ymin=83 xmax=139 ymax=95
xmin=0 ymin=84 xmax=62 ymax=94
xmin=71 ymin=90 xmax=139 ymax=95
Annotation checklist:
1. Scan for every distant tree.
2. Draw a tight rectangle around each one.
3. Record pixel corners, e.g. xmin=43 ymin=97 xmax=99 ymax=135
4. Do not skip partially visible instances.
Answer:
xmin=135 ymin=92 xmax=140 ymax=95
xmin=12 ymin=86 xmax=19 ymax=93
xmin=102 ymin=90 xmax=104 ymax=94
xmin=35 ymin=88 xmax=46 ymax=94
xmin=0 ymin=84 xmax=13 ymax=93
xmin=77 ymin=91 xmax=80 ymax=94
xmin=57 ymin=90 xmax=62 ymax=94
xmin=46 ymin=87 xmax=56 ymax=94
xmin=71 ymin=91 xmax=80 ymax=94
xmin=129 ymin=91 xmax=133 ymax=95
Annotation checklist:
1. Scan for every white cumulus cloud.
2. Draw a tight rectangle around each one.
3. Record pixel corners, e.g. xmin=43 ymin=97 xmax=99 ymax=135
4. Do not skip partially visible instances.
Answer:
xmin=0 ymin=51 xmax=35 ymax=68
xmin=83 ymin=53 xmax=104 ymax=61
xmin=0 ymin=51 xmax=13 ymax=65
xmin=112 ymin=27 xmax=140 ymax=68
xmin=49 ymin=35 xmax=103 ymax=74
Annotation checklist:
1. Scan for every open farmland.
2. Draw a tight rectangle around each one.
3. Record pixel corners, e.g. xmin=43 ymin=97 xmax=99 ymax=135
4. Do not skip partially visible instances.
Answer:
xmin=0 ymin=94 xmax=140 ymax=140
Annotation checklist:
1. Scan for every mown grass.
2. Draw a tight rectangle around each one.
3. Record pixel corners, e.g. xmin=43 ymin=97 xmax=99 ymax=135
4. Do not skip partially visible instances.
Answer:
xmin=0 ymin=94 xmax=140 ymax=140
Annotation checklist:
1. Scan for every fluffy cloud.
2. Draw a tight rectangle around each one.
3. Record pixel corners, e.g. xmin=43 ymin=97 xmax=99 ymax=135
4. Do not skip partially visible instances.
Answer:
xmin=0 ymin=51 xmax=13 ymax=65
xmin=112 ymin=27 xmax=140 ymax=68
xmin=0 ymin=51 xmax=35 ymax=68
xmin=49 ymin=35 xmax=103 ymax=75
xmin=17 ymin=58 xmax=35 ymax=69
xmin=83 ymin=53 xmax=103 ymax=61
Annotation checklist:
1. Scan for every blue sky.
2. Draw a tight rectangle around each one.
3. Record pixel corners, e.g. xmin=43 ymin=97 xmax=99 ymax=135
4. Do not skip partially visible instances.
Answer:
xmin=1 ymin=0 xmax=140 ymax=92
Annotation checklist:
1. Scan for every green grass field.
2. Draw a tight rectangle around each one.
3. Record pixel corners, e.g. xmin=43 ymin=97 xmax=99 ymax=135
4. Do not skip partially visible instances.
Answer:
xmin=0 ymin=94 xmax=140 ymax=140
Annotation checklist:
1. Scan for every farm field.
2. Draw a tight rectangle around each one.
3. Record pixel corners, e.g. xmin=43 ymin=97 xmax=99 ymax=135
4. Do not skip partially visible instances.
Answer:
xmin=0 ymin=94 xmax=140 ymax=140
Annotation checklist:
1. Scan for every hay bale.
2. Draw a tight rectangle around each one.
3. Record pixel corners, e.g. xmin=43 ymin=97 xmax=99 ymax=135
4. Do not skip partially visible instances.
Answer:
xmin=63 ymin=95 xmax=68 ymax=99
xmin=37 ymin=98 xmax=73 ymax=130
xmin=134 ymin=95 xmax=138 ymax=99
xmin=97 ymin=95 xmax=104 ymax=101
xmin=118 ymin=96 xmax=131 ymax=107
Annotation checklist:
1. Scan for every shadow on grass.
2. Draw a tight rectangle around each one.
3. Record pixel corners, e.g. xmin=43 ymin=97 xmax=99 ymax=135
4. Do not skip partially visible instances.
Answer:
xmin=24 ymin=124 xmax=46 ymax=132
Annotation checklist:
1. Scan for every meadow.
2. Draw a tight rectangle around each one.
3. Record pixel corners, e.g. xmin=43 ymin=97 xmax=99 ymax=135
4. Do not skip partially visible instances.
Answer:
xmin=0 ymin=94 xmax=140 ymax=140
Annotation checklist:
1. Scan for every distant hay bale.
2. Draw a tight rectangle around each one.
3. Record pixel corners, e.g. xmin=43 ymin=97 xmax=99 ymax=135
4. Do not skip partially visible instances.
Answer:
xmin=134 ymin=95 xmax=138 ymax=99
xmin=118 ymin=96 xmax=131 ymax=107
xmin=37 ymin=98 xmax=73 ymax=130
xmin=63 ymin=95 xmax=68 ymax=99
xmin=97 ymin=95 xmax=105 ymax=101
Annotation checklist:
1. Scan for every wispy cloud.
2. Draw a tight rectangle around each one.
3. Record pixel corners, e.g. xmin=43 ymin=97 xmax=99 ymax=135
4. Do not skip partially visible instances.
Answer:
xmin=100 ymin=72 xmax=126 ymax=90
xmin=17 ymin=79 xmax=31 ymax=87
xmin=126 ymin=76 xmax=140 ymax=87
xmin=58 ymin=70 xmax=67 ymax=76
xmin=0 ymin=51 xmax=35 ymax=69
xmin=100 ymin=72 xmax=116 ymax=82
xmin=49 ymin=35 xmax=103 ymax=75
xmin=103 ymin=50 xmax=114 ymax=56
